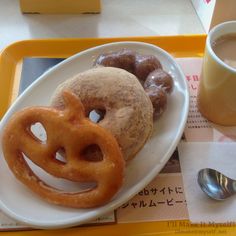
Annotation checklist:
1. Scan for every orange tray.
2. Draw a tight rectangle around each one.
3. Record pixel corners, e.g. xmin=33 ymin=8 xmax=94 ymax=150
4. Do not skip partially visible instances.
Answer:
xmin=0 ymin=35 xmax=205 ymax=119
xmin=1 ymin=35 xmax=236 ymax=236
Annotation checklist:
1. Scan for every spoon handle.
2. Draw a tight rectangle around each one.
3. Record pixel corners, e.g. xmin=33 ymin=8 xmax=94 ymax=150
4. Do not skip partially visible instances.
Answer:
xmin=233 ymin=181 xmax=236 ymax=192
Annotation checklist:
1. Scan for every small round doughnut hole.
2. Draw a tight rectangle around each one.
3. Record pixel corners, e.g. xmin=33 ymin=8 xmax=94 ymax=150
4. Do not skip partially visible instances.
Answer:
xmin=94 ymin=49 xmax=136 ymax=73
xmin=134 ymin=54 xmax=162 ymax=82
xmin=145 ymin=86 xmax=167 ymax=119
xmin=94 ymin=53 xmax=120 ymax=68
xmin=144 ymin=69 xmax=173 ymax=93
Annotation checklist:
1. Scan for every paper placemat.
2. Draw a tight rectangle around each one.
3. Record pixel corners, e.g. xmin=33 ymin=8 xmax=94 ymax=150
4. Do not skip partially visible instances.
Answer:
xmin=177 ymin=57 xmax=236 ymax=224
xmin=179 ymin=142 xmax=236 ymax=224
xmin=4 ymin=56 xmax=234 ymax=230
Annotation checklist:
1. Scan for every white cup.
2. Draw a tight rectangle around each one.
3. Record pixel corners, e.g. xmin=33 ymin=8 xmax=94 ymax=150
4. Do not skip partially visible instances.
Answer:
xmin=197 ymin=21 xmax=236 ymax=126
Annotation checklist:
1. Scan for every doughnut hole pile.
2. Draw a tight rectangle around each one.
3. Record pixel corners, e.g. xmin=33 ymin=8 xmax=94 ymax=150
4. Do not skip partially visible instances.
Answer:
xmin=94 ymin=49 xmax=174 ymax=119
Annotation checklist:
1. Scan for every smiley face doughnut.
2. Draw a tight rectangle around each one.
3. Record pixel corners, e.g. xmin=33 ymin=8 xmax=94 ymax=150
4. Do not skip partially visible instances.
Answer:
xmin=51 ymin=67 xmax=153 ymax=161
xmin=2 ymin=91 xmax=125 ymax=208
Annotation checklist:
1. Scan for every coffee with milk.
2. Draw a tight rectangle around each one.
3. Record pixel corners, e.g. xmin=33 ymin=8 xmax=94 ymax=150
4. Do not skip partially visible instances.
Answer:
xmin=212 ymin=33 xmax=236 ymax=69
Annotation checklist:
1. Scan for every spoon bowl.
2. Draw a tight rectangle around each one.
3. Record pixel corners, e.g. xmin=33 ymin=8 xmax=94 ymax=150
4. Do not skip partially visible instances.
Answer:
xmin=197 ymin=168 xmax=236 ymax=200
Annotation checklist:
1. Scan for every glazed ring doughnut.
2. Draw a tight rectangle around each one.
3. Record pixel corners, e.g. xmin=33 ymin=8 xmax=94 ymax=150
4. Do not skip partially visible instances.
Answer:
xmin=2 ymin=91 xmax=125 ymax=208
xmin=94 ymin=49 xmax=173 ymax=119
xmin=51 ymin=67 xmax=153 ymax=161
xmin=94 ymin=49 xmax=162 ymax=83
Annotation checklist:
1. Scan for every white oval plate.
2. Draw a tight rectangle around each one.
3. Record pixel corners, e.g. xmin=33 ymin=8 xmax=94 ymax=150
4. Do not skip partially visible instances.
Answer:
xmin=0 ymin=42 xmax=189 ymax=229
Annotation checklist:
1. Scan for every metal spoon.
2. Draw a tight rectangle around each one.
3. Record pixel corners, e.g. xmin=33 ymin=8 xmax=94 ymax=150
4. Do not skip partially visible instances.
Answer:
xmin=197 ymin=168 xmax=236 ymax=200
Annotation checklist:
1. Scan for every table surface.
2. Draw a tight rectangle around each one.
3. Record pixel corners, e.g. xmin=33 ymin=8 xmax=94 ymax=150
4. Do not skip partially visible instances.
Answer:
xmin=0 ymin=0 xmax=205 ymax=51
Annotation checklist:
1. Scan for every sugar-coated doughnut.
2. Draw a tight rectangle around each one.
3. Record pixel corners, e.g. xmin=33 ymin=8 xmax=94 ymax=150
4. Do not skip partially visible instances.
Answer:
xmin=51 ymin=67 xmax=153 ymax=161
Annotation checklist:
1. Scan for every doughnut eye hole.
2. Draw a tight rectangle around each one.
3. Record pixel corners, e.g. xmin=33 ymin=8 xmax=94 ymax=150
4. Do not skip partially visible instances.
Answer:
xmin=81 ymin=144 xmax=103 ymax=162
xmin=30 ymin=122 xmax=47 ymax=143
xmin=88 ymin=109 xmax=106 ymax=123
xmin=55 ymin=148 xmax=67 ymax=164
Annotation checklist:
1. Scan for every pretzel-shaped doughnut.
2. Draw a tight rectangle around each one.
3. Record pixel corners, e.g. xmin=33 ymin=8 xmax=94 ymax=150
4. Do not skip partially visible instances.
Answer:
xmin=2 ymin=91 xmax=125 ymax=208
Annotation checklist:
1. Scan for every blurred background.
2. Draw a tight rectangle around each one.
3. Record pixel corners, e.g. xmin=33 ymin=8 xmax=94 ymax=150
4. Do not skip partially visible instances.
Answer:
xmin=0 ymin=0 xmax=207 ymax=50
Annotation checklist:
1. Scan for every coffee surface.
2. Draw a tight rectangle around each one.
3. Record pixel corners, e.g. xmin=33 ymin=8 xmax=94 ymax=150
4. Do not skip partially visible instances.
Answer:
xmin=212 ymin=33 xmax=236 ymax=69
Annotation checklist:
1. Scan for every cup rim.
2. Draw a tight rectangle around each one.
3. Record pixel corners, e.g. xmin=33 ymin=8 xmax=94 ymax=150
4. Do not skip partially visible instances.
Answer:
xmin=207 ymin=21 xmax=236 ymax=74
